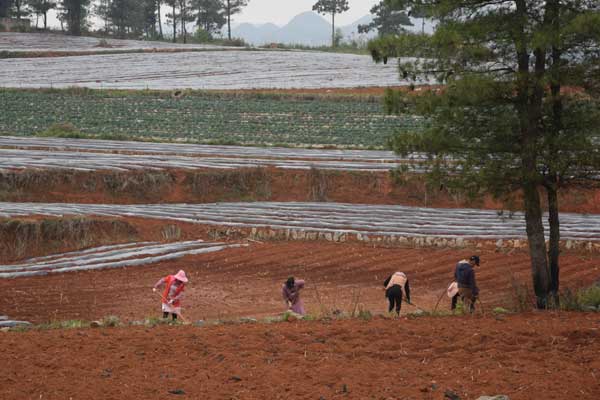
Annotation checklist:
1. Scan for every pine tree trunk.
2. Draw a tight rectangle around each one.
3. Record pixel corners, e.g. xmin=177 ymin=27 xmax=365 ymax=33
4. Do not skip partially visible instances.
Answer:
xmin=43 ymin=12 xmax=47 ymax=29
xmin=157 ymin=0 xmax=163 ymax=39
xmin=546 ymin=0 xmax=562 ymax=307
xmin=71 ymin=4 xmax=82 ymax=36
xmin=522 ymin=172 xmax=550 ymax=308
xmin=515 ymin=0 xmax=550 ymax=309
xmin=172 ymin=3 xmax=176 ymax=43
xmin=331 ymin=12 xmax=335 ymax=47
xmin=546 ymin=182 xmax=560 ymax=305
xmin=182 ymin=9 xmax=187 ymax=44
xmin=227 ymin=0 xmax=231 ymax=40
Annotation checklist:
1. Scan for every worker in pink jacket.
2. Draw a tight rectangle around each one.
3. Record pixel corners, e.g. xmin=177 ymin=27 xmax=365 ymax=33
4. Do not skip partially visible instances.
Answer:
xmin=153 ymin=270 xmax=188 ymax=321
xmin=282 ymin=276 xmax=305 ymax=315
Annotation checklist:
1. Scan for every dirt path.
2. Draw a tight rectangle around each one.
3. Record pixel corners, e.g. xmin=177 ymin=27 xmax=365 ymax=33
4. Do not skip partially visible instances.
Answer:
xmin=1 ymin=312 xmax=598 ymax=400
xmin=1 ymin=242 xmax=598 ymax=324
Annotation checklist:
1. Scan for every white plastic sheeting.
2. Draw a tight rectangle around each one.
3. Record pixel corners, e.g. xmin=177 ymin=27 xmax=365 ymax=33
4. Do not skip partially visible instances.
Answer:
xmin=0 ymin=32 xmax=231 ymax=53
xmin=0 ymin=239 xmax=247 ymax=279
xmin=1 ymin=201 xmax=599 ymax=241
xmin=0 ymin=51 xmax=405 ymax=90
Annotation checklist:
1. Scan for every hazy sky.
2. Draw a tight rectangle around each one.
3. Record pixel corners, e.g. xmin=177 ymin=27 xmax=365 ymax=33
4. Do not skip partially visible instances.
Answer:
xmin=236 ymin=0 xmax=381 ymax=25
xmin=45 ymin=0 xmax=381 ymax=30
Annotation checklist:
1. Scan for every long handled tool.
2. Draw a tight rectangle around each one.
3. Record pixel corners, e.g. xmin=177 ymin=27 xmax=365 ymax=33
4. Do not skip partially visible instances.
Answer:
xmin=403 ymin=298 xmax=425 ymax=313
xmin=433 ymin=284 xmax=452 ymax=313
xmin=153 ymin=290 xmax=189 ymax=323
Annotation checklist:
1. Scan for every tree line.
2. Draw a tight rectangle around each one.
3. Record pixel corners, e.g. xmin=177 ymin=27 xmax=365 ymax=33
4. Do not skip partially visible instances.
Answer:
xmin=0 ymin=0 xmax=249 ymax=40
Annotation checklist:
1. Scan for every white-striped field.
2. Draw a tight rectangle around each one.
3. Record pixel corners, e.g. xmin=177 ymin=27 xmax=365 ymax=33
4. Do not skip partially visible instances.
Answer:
xmin=1 ymin=202 xmax=598 ymax=242
xmin=0 ymin=240 xmax=247 ymax=279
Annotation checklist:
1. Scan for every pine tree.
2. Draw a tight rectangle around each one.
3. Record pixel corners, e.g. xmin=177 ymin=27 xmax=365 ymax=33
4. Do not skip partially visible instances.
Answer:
xmin=358 ymin=0 xmax=412 ymax=36
xmin=194 ymin=0 xmax=225 ymax=37
xmin=312 ymin=0 xmax=349 ymax=47
xmin=0 ymin=0 xmax=12 ymax=18
xmin=59 ymin=0 xmax=91 ymax=35
xmin=370 ymin=0 xmax=600 ymax=308
xmin=223 ymin=0 xmax=248 ymax=40
xmin=30 ymin=0 xmax=56 ymax=28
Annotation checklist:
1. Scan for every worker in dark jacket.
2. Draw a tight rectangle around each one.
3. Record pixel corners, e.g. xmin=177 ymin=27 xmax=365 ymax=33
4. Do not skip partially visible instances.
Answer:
xmin=451 ymin=255 xmax=479 ymax=312
xmin=383 ymin=272 xmax=411 ymax=316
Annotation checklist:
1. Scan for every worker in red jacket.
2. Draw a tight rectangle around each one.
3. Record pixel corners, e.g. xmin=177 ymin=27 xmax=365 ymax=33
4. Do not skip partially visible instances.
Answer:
xmin=153 ymin=270 xmax=188 ymax=321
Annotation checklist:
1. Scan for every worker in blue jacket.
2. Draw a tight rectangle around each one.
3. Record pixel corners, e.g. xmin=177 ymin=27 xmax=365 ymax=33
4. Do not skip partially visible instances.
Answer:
xmin=451 ymin=255 xmax=480 ymax=313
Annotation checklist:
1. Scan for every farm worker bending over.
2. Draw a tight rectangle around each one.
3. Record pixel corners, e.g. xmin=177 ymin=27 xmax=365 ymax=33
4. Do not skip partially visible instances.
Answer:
xmin=282 ymin=276 xmax=305 ymax=315
xmin=450 ymin=255 xmax=480 ymax=313
xmin=153 ymin=269 xmax=188 ymax=321
xmin=383 ymin=272 xmax=411 ymax=316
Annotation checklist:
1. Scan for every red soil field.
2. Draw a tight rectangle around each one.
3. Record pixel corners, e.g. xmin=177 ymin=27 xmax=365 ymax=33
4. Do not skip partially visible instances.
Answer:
xmin=1 ymin=312 xmax=598 ymax=400
xmin=2 ymin=241 xmax=599 ymax=324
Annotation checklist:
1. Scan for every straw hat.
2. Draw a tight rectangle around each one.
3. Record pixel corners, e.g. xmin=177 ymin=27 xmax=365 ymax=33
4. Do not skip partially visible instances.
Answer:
xmin=173 ymin=270 xmax=188 ymax=283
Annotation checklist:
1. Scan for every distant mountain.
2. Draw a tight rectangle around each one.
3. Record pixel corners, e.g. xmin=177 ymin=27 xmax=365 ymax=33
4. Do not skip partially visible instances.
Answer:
xmin=229 ymin=12 xmax=368 ymax=46
xmin=341 ymin=15 xmax=376 ymax=44
xmin=232 ymin=22 xmax=279 ymax=44
xmin=228 ymin=12 xmax=436 ymax=47
xmin=276 ymin=11 xmax=331 ymax=46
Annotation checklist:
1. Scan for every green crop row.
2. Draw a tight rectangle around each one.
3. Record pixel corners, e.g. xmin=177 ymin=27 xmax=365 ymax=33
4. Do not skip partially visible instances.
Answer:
xmin=0 ymin=89 xmax=425 ymax=148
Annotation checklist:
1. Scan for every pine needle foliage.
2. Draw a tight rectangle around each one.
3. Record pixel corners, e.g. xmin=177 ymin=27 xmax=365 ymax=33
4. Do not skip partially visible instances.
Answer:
xmin=370 ymin=0 xmax=600 ymax=308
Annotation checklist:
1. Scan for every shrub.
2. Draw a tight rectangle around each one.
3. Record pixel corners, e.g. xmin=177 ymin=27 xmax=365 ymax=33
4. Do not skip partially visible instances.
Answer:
xmin=561 ymin=285 xmax=600 ymax=311
xmin=101 ymin=315 xmax=121 ymax=327
xmin=578 ymin=285 xmax=600 ymax=308
xmin=37 ymin=122 xmax=85 ymax=139
xmin=221 ymin=37 xmax=247 ymax=47
xmin=194 ymin=28 xmax=212 ymax=43
xmin=357 ymin=309 xmax=372 ymax=321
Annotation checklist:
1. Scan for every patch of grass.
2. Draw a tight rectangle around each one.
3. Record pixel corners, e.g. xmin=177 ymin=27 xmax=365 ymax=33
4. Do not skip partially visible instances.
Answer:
xmin=140 ymin=317 xmax=172 ymax=327
xmin=36 ymin=320 xmax=87 ymax=330
xmin=579 ymin=285 xmax=600 ymax=308
xmin=101 ymin=315 xmax=121 ymax=327
xmin=37 ymin=122 xmax=86 ymax=139
xmin=357 ymin=308 xmax=372 ymax=321
xmin=561 ymin=285 xmax=600 ymax=311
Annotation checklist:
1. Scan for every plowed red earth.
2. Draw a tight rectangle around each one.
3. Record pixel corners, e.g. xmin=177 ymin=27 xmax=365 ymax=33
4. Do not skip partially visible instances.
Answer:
xmin=2 ymin=242 xmax=599 ymax=324
xmin=1 ymin=312 xmax=598 ymax=400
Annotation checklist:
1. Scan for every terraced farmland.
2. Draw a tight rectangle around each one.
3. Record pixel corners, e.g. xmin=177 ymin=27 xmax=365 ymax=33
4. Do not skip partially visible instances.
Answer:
xmin=0 ymin=50 xmax=404 ymax=90
xmin=2 ymin=201 xmax=599 ymax=242
xmin=0 ymin=90 xmax=421 ymax=147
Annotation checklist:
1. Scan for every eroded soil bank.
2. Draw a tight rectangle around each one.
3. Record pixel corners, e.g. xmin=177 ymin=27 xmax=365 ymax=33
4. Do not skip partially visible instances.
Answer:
xmin=2 ymin=167 xmax=600 ymax=213
xmin=1 ymin=313 xmax=598 ymax=400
